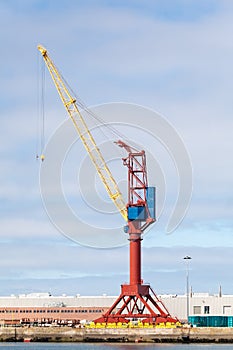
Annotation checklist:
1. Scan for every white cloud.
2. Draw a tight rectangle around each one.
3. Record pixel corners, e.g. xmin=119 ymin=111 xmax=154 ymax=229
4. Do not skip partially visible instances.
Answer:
xmin=0 ymin=245 xmax=232 ymax=296
xmin=0 ymin=0 xmax=233 ymax=294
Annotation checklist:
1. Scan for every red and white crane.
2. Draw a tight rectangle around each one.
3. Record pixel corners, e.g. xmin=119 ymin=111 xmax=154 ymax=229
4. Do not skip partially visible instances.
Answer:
xmin=38 ymin=45 xmax=179 ymax=326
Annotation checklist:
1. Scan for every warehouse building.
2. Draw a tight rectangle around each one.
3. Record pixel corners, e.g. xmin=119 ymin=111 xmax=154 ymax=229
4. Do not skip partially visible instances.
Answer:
xmin=0 ymin=292 xmax=232 ymax=326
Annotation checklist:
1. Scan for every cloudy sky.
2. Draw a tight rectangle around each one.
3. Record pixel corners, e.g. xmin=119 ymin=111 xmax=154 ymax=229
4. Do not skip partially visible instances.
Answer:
xmin=0 ymin=0 xmax=233 ymax=297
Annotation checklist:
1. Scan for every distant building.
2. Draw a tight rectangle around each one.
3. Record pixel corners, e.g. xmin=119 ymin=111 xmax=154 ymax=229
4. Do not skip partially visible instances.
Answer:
xmin=0 ymin=293 xmax=113 ymax=326
xmin=0 ymin=292 xmax=232 ymax=326
xmin=159 ymin=292 xmax=233 ymax=322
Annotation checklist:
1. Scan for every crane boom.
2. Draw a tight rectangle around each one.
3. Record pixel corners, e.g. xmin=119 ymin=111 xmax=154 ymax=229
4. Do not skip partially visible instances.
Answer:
xmin=37 ymin=45 xmax=127 ymax=221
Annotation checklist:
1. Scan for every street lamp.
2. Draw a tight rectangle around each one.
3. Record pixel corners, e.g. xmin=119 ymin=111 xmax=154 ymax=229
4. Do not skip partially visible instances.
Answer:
xmin=183 ymin=255 xmax=192 ymax=323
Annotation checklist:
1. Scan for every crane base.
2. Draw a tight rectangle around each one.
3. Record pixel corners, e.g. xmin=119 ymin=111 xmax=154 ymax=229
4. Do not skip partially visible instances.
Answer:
xmin=94 ymin=284 xmax=179 ymax=325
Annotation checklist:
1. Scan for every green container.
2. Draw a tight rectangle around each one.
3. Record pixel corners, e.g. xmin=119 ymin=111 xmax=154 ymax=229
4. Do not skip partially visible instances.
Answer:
xmin=227 ymin=317 xmax=233 ymax=327
xmin=189 ymin=316 xmax=230 ymax=327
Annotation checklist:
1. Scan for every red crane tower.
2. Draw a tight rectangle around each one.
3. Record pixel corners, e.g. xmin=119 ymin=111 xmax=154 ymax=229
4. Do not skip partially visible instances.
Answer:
xmin=94 ymin=141 xmax=178 ymax=325
xmin=38 ymin=45 xmax=179 ymax=326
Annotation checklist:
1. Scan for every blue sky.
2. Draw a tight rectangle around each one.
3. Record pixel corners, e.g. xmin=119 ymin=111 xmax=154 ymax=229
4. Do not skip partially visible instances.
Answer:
xmin=0 ymin=0 xmax=233 ymax=296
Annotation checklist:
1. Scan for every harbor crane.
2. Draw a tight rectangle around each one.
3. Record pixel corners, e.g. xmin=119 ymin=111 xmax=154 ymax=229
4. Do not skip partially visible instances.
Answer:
xmin=38 ymin=45 xmax=179 ymax=325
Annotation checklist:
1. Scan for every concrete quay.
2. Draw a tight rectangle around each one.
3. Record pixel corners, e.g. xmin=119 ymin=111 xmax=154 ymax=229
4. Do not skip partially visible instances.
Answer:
xmin=1 ymin=326 xmax=233 ymax=343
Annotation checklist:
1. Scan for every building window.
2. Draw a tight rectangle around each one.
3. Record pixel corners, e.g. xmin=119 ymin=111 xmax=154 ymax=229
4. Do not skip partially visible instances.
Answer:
xmin=204 ymin=306 xmax=210 ymax=314
xmin=223 ymin=306 xmax=232 ymax=315
xmin=193 ymin=306 xmax=201 ymax=314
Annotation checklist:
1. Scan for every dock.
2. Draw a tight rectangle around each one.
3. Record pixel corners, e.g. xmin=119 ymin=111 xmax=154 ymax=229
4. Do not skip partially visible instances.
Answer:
xmin=1 ymin=326 xmax=233 ymax=343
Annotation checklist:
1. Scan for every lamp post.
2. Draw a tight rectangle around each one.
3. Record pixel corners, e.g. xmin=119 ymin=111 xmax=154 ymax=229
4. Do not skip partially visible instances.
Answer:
xmin=183 ymin=255 xmax=192 ymax=323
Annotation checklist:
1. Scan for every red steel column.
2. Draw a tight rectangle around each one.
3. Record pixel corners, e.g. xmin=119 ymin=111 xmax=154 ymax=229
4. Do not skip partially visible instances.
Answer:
xmin=128 ymin=220 xmax=142 ymax=285
xmin=129 ymin=234 xmax=142 ymax=285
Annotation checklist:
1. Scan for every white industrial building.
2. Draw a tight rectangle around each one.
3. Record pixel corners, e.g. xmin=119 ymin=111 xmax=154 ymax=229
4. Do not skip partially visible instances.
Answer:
xmin=0 ymin=291 xmax=232 ymax=324
xmin=160 ymin=293 xmax=233 ymax=319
